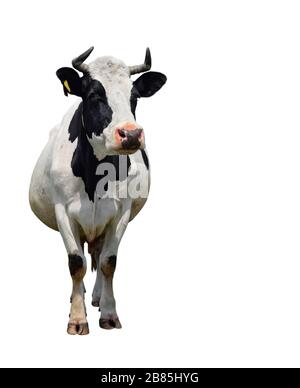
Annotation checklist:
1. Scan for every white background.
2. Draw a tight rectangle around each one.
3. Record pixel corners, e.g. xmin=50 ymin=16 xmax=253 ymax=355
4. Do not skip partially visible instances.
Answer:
xmin=0 ymin=0 xmax=300 ymax=368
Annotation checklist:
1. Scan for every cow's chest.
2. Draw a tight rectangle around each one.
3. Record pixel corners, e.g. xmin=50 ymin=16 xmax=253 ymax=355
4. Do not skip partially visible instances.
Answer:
xmin=63 ymin=145 xmax=149 ymax=242
xmin=67 ymin=194 xmax=125 ymax=242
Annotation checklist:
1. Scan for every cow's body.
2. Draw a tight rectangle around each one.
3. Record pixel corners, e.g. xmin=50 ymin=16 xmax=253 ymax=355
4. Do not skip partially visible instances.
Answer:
xmin=30 ymin=101 xmax=149 ymax=234
xmin=29 ymin=49 xmax=166 ymax=334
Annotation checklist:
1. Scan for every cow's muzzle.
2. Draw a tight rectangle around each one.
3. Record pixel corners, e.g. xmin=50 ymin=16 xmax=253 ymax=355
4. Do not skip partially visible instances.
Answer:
xmin=115 ymin=125 xmax=144 ymax=152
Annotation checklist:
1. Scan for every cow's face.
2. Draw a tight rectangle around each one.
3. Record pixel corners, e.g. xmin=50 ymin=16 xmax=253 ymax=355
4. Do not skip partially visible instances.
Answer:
xmin=56 ymin=48 xmax=166 ymax=159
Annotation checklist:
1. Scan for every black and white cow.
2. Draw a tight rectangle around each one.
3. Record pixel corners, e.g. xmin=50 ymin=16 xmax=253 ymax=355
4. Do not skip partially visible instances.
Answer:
xmin=29 ymin=47 xmax=166 ymax=334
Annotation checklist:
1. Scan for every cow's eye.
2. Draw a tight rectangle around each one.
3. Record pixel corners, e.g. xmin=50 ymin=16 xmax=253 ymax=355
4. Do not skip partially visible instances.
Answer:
xmin=89 ymin=93 xmax=108 ymax=106
xmin=89 ymin=92 xmax=100 ymax=100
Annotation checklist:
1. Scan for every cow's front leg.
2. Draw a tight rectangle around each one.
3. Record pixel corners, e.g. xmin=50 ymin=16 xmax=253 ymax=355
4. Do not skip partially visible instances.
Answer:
xmin=55 ymin=204 xmax=89 ymax=335
xmin=99 ymin=253 xmax=121 ymax=329
xmin=67 ymin=253 xmax=89 ymax=335
xmin=99 ymin=202 xmax=131 ymax=330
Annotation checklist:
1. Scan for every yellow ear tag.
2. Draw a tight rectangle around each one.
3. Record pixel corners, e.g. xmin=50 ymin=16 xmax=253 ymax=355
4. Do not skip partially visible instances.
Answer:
xmin=64 ymin=80 xmax=71 ymax=93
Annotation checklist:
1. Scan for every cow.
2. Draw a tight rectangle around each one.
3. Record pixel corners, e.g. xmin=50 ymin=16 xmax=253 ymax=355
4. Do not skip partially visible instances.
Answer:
xmin=29 ymin=47 xmax=167 ymax=335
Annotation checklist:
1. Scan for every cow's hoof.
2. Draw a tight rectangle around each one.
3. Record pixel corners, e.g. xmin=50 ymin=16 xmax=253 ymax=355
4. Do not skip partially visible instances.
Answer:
xmin=67 ymin=322 xmax=89 ymax=335
xmin=92 ymin=299 xmax=100 ymax=307
xmin=99 ymin=317 xmax=122 ymax=330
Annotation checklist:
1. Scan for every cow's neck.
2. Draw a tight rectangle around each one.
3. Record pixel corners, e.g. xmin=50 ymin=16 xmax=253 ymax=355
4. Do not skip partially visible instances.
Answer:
xmin=68 ymin=103 xmax=131 ymax=202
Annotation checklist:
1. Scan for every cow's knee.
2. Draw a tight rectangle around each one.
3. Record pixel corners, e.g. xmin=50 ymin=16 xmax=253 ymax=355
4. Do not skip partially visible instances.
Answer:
xmin=68 ymin=254 xmax=86 ymax=279
xmin=101 ymin=255 xmax=117 ymax=277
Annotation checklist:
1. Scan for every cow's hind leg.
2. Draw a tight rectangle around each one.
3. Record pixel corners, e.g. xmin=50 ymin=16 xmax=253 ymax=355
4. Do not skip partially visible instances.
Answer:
xmin=88 ymin=236 xmax=104 ymax=308
xmin=92 ymin=256 xmax=102 ymax=308
xmin=55 ymin=204 xmax=89 ymax=335
xmin=98 ymin=203 xmax=131 ymax=330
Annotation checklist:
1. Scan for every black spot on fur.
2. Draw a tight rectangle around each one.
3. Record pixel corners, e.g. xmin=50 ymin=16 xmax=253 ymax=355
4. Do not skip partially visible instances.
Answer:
xmin=68 ymin=254 xmax=83 ymax=276
xmin=57 ymin=72 xmax=113 ymax=136
xmin=81 ymin=77 xmax=113 ymax=138
xmin=101 ymin=255 xmax=117 ymax=277
xmin=130 ymin=86 xmax=139 ymax=118
xmin=108 ymin=255 xmax=117 ymax=269
xmin=68 ymin=102 xmax=83 ymax=142
xmin=141 ymin=150 xmax=149 ymax=170
xmin=68 ymin=104 xmax=131 ymax=201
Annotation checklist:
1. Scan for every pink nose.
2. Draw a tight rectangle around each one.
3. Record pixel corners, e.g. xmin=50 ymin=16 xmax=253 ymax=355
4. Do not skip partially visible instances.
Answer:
xmin=115 ymin=124 xmax=144 ymax=150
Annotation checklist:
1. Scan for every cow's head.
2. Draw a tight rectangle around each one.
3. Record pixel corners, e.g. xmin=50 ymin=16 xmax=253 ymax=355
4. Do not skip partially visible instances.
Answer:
xmin=56 ymin=47 xmax=166 ymax=158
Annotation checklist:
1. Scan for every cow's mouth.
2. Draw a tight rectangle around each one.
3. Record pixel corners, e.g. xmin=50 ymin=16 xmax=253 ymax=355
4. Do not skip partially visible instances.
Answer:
xmin=121 ymin=138 xmax=141 ymax=150
xmin=118 ymin=147 xmax=140 ymax=155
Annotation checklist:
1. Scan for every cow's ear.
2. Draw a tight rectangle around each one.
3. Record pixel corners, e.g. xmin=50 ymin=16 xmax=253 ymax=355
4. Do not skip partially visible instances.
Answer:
xmin=133 ymin=71 xmax=167 ymax=97
xmin=56 ymin=67 xmax=82 ymax=97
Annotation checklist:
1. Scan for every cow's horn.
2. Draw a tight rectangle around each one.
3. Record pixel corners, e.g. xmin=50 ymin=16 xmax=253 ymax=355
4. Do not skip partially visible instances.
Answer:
xmin=72 ymin=46 xmax=94 ymax=73
xmin=129 ymin=48 xmax=152 ymax=76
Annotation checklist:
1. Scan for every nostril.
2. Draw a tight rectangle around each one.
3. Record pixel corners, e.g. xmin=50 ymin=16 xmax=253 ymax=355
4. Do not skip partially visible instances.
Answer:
xmin=118 ymin=129 xmax=127 ymax=139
